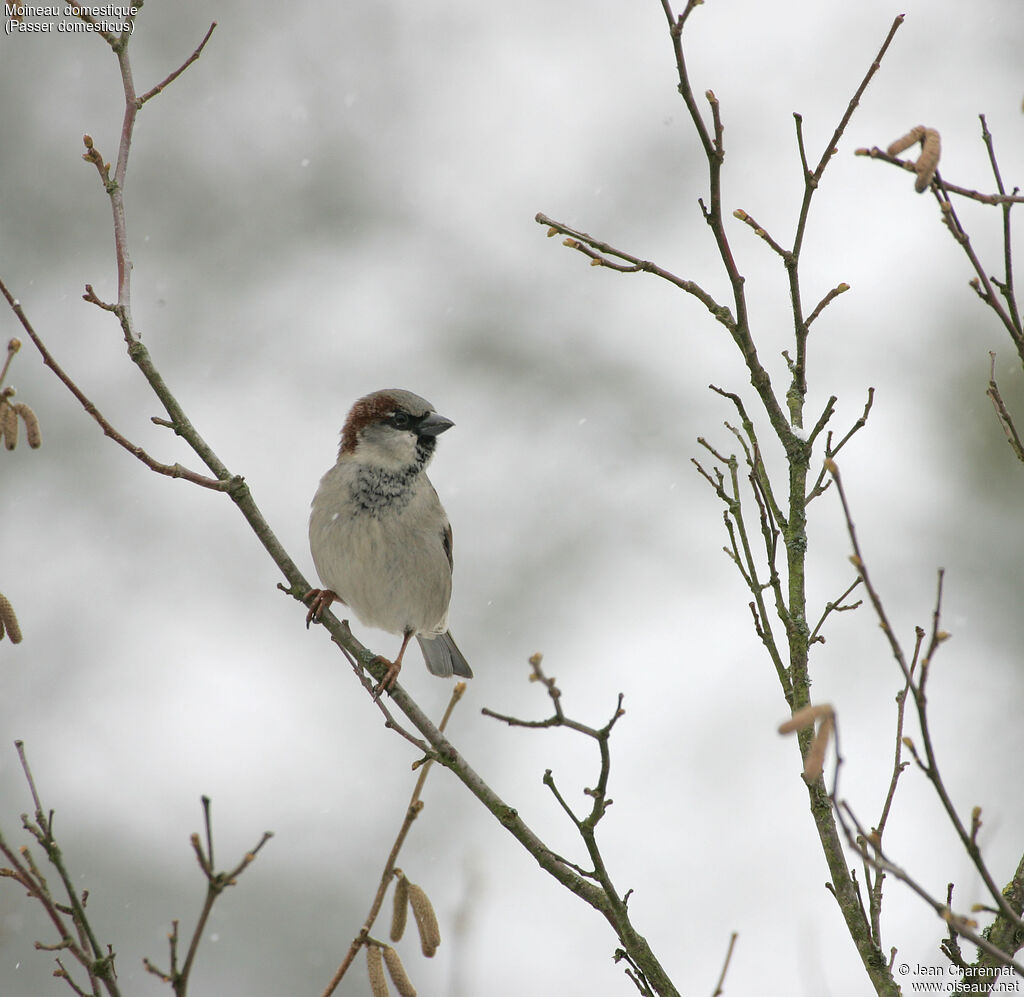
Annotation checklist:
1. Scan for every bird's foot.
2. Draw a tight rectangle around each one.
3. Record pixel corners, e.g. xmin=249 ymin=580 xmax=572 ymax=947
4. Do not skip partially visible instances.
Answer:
xmin=304 ymin=588 xmax=338 ymax=628
xmin=370 ymin=655 xmax=402 ymax=699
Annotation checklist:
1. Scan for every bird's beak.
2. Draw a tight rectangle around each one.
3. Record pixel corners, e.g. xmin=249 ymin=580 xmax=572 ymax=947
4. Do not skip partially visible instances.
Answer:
xmin=417 ymin=412 xmax=455 ymax=436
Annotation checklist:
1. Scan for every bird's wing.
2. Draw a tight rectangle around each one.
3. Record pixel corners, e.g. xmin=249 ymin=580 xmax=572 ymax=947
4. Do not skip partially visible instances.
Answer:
xmin=442 ymin=521 xmax=454 ymax=573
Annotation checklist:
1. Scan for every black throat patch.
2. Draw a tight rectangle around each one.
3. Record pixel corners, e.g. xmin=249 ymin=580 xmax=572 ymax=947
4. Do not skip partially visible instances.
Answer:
xmin=348 ymin=437 xmax=435 ymax=517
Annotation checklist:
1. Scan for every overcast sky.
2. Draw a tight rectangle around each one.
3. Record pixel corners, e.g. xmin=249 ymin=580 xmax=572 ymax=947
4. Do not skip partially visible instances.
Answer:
xmin=1 ymin=1 xmax=1022 ymax=995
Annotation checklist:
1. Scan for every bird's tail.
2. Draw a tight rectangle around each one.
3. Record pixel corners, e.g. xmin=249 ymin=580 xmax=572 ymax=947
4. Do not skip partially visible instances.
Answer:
xmin=417 ymin=631 xmax=473 ymax=678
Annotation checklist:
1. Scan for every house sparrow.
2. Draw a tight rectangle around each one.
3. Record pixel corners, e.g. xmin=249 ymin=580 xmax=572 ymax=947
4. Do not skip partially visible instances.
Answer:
xmin=306 ymin=388 xmax=473 ymax=693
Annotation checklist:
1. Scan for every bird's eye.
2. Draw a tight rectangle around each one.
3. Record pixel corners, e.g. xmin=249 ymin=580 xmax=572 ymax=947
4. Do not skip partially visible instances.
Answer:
xmin=390 ymin=411 xmax=412 ymax=430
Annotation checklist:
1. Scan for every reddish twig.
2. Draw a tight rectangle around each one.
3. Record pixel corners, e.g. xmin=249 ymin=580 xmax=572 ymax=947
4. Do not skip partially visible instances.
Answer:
xmin=0 ymin=278 xmax=229 ymax=490
xmin=137 ymin=23 xmax=217 ymax=107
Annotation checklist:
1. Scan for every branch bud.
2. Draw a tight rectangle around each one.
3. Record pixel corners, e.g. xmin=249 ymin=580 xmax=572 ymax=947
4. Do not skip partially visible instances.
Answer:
xmin=970 ymin=805 xmax=982 ymax=843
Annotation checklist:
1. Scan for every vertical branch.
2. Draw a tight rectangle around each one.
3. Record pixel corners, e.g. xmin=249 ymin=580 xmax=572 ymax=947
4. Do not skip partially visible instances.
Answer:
xmin=111 ymin=45 xmax=138 ymax=336
xmin=320 ymin=684 xmax=466 ymax=997
xmin=77 ymin=20 xmax=216 ymax=346
xmin=979 ymin=115 xmax=1023 ymax=349
xmin=788 ymin=15 xmax=904 ymax=421
xmin=659 ymin=1 xmax=794 ymax=444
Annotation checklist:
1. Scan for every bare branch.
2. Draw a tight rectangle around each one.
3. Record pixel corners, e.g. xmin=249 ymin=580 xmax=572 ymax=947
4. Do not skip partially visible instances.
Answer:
xmin=709 ymin=932 xmax=739 ymax=997
xmin=320 ymin=684 xmax=466 ymax=996
xmin=856 ymin=146 xmax=1024 ymax=205
xmin=733 ymin=208 xmax=791 ymax=261
xmin=805 ymin=282 xmax=851 ymax=329
xmin=827 ymin=463 xmax=1024 ymax=943
xmin=0 ymin=279 xmax=231 ymax=491
xmin=986 ymin=354 xmax=1024 ymax=462
xmin=837 ymin=802 xmax=1024 ymax=978
xmin=137 ymin=23 xmax=217 ymax=107
xmin=535 ymin=213 xmax=735 ymax=326
xmin=146 ymin=799 xmax=273 ymax=995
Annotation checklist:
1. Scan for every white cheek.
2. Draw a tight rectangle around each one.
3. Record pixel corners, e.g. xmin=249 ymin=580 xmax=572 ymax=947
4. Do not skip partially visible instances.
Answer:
xmin=330 ymin=512 xmax=340 ymax=523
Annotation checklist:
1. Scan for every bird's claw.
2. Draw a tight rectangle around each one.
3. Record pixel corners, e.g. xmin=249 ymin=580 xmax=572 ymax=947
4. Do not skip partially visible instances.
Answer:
xmin=304 ymin=588 xmax=338 ymax=629
xmin=371 ymin=655 xmax=402 ymax=699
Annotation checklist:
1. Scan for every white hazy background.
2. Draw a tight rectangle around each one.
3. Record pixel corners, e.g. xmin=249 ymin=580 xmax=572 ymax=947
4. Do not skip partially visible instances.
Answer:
xmin=2 ymin=1 xmax=1022 ymax=995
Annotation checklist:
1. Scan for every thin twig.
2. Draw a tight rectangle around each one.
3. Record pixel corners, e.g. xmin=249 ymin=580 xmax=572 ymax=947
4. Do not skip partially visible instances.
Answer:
xmin=827 ymin=463 xmax=1024 ymax=935
xmin=710 ymin=932 xmax=739 ymax=997
xmin=733 ymin=209 xmax=790 ymax=261
xmin=986 ymin=353 xmax=1024 ymax=462
xmin=137 ymin=23 xmax=217 ymax=107
xmin=864 ymin=632 xmax=919 ymax=948
xmin=856 ymin=146 xmax=1024 ymax=206
xmin=0 ymin=279 xmax=230 ymax=490
xmin=535 ymin=213 xmax=734 ymax=325
xmin=319 ymin=683 xmax=467 ymax=997
xmin=481 ymin=656 xmax=654 ymax=993
xmin=787 ymin=15 xmax=904 ymax=414
xmin=71 ymin=6 xmax=118 ymax=47
xmin=807 ymin=576 xmax=862 ymax=645
xmin=0 ymin=743 xmax=124 ymax=997
xmin=978 ymin=116 xmax=1023 ymax=340
xmin=837 ymin=802 xmax=1024 ymax=977
xmin=823 ymin=461 xmax=912 ymax=683
xmin=692 ymin=435 xmax=792 ymax=698
xmin=145 ymin=799 xmax=272 ymax=996
xmin=806 ymin=388 xmax=874 ymax=503
xmin=805 ymin=282 xmax=851 ymax=329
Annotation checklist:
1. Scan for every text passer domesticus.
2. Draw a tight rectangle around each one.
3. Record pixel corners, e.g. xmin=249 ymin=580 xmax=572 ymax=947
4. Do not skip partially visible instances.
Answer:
xmin=306 ymin=388 xmax=473 ymax=693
